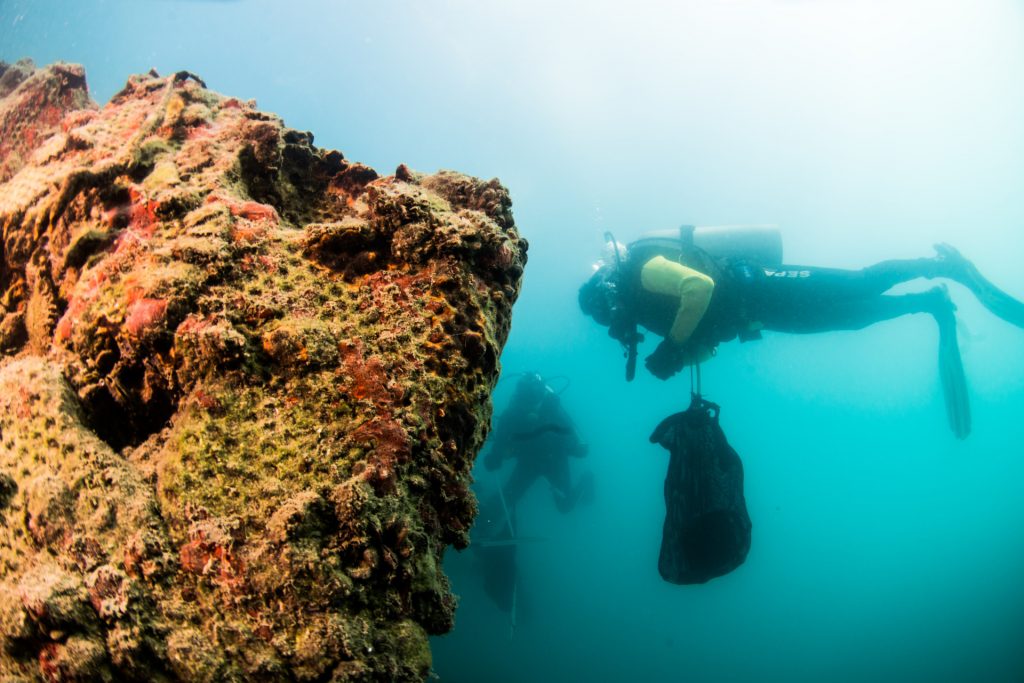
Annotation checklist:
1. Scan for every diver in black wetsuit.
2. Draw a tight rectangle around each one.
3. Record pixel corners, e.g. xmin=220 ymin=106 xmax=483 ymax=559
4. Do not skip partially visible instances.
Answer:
xmin=483 ymin=373 xmax=592 ymax=513
xmin=471 ymin=373 xmax=593 ymax=614
xmin=579 ymin=235 xmax=1024 ymax=438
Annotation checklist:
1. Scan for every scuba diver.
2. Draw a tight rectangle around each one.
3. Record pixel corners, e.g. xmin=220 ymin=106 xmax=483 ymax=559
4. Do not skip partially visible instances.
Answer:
xmin=483 ymin=372 xmax=593 ymax=513
xmin=471 ymin=372 xmax=594 ymax=622
xmin=578 ymin=226 xmax=1024 ymax=439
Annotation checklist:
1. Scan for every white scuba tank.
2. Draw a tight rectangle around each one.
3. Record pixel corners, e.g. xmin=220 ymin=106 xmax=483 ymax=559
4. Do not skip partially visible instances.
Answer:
xmin=641 ymin=225 xmax=783 ymax=266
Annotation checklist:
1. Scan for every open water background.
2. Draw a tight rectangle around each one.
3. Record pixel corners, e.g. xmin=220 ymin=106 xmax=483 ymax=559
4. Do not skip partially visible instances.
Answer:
xmin=3 ymin=1 xmax=1023 ymax=680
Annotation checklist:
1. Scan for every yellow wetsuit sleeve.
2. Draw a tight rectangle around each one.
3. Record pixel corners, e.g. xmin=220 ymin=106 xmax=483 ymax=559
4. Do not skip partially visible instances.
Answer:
xmin=640 ymin=255 xmax=715 ymax=345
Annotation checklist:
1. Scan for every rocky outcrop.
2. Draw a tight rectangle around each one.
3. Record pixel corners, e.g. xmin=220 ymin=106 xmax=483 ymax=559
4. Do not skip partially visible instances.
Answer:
xmin=0 ymin=60 xmax=526 ymax=681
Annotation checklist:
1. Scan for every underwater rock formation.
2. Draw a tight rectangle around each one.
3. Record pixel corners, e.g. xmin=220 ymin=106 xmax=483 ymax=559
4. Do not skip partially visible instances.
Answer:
xmin=0 ymin=60 xmax=526 ymax=681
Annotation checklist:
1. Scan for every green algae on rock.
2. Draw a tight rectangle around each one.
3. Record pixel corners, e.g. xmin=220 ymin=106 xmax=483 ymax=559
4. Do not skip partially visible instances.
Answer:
xmin=0 ymin=61 xmax=526 ymax=681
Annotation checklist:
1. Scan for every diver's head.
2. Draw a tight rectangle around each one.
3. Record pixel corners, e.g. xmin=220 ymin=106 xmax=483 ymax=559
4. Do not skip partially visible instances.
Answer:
xmin=579 ymin=259 xmax=641 ymax=351
xmin=579 ymin=268 xmax=612 ymax=327
xmin=579 ymin=238 xmax=629 ymax=325
xmin=515 ymin=372 xmax=548 ymax=402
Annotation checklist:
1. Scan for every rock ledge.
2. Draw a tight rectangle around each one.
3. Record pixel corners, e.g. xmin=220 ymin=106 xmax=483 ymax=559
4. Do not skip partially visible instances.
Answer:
xmin=0 ymin=60 xmax=526 ymax=682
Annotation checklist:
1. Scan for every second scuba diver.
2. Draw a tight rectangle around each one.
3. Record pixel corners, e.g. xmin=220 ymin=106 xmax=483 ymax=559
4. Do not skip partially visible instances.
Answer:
xmin=483 ymin=372 xmax=593 ymax=513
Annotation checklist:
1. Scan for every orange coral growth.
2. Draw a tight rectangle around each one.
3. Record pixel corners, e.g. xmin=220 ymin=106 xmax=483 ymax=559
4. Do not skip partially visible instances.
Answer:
xmin=351 ymin=417 xmax=412 ymax=493
xmin=127 ymin=186 xmax=160 ymax=233
xmin=124 ymin=298 xmax=167 ymax=336
xmin=229 ymin=200 xmax=279 ymax=223
xmin=179 ymin=532 xmax=246 ymax=593
xmin=340 ymin=340 xmax=402 ymax=408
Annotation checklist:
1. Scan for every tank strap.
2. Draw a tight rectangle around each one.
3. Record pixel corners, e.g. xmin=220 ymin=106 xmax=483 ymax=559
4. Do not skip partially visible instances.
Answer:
xmin=679 ymin=224 xmax=696 ymax=250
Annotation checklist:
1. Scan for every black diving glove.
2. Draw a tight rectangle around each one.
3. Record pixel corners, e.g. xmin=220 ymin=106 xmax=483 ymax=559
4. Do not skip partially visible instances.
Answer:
xmin=645 ymin=339 xmax=687 ymax=380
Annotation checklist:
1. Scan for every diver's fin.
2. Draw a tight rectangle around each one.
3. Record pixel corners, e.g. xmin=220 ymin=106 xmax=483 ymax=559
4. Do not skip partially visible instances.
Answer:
xmin=934 ymin=243 xmax=1024 ymax=328
xmin=935 ymin=294 xmax=971 ymax=439
xmin=552 ymin=471 xmax=595 ymax=514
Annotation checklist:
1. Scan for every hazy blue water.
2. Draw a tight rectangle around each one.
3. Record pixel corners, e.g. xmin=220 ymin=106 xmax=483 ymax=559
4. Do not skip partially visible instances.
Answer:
xmin=3 ymin=2 xmax=1023 ymax=681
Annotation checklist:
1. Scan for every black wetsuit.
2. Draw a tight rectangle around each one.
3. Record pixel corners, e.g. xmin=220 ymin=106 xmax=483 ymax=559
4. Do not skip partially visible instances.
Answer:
xmin=746 ymin=258 xmax=951 ymax=334
xmin=486 ymin=389 xmax=586 ymax=513
xmin=624 ymin=240 xmax=951 ymax=351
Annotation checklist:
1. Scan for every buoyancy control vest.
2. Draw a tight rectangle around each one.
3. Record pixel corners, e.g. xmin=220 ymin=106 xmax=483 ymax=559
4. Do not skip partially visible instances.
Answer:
xmin=622 ymin=226 xmax=776 ymax=353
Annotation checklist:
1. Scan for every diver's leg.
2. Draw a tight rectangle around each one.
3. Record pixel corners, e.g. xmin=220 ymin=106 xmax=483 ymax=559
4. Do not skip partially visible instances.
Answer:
xmin=756 ymin=279 xmax=955 ymax=334
xmin=546 ymin=459 xmax=595 ymax=514
xmin=763 ymin=257 xmax=951 ymax=301
xmin=752 ymin=264 xmax=923 ymax=332
xmin=860 ymin=245 xmax=998 ymax=290
xmin=546 ymin=457 xmax=574 ymax=514
xmin=859 ymin=257 xmax=948 ymax=292
xmin=762 ymin=247 xmax=1020 ymax=309
xmin=501 ymin=464 xmax=537 ymax=511
xmin=859 ymin=245 xmax=1023 ymax=327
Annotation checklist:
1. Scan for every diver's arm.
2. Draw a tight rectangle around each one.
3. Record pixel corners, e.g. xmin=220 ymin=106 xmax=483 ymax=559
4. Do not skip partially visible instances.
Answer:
xmin=640 ymin=255 xmax=715 ymax=345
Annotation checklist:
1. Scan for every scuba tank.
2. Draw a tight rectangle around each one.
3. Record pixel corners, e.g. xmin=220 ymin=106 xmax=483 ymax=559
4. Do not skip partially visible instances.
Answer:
xmin=634 ymin=225 xmax=783 ymax=266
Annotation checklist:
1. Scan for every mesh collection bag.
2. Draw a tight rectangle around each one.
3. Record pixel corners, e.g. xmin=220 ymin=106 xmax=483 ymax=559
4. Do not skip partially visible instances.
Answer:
xmin=649 ymin=397 xmax=752 ymax=584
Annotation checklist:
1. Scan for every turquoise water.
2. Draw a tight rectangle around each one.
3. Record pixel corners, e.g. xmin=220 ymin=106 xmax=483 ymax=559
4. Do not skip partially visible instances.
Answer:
xmin=3 ymin=1 xmax=1023 ymax=681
